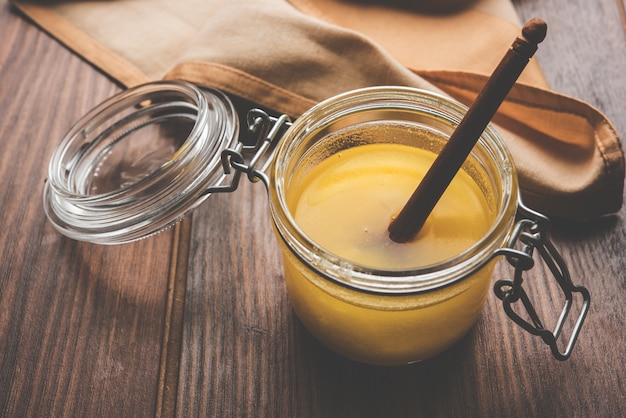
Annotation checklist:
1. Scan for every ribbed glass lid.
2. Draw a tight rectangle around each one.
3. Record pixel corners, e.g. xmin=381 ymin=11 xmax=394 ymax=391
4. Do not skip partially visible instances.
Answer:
xmin=43 ymin=81 xmax=239 ymax=244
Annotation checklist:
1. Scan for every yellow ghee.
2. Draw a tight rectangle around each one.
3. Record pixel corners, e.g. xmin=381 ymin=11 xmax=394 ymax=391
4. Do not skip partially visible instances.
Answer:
xmin=281 ymin=142 xmax=498 ymax=365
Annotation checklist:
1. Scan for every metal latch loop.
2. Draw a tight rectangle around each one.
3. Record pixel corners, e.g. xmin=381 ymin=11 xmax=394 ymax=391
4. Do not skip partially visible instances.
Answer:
xmin=206 ymin=109 xmax=292 ymax=195
xmin=492 ymin=201 xmax=591 ymax=360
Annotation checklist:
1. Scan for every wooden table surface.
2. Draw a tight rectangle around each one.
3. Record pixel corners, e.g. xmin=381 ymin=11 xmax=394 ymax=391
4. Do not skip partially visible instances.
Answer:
xmin=1 ymin=0 xmax=625 ymax=417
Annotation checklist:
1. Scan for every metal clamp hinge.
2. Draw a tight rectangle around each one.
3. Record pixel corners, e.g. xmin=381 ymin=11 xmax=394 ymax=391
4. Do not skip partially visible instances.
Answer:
xmin=492 ymin=201 xmax=591 ymax=360
xmin=205 ymin=109 xmax=292 ymax=195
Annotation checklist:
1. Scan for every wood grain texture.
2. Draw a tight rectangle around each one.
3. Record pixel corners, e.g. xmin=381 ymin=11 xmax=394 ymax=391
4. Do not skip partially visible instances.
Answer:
xmin=0 ymin=4 xmax=180 ymax=417
xmin=619 ymin=0 xmax=626 ymax=36
xmin=1 ymin=0 xmax=625 ymax=417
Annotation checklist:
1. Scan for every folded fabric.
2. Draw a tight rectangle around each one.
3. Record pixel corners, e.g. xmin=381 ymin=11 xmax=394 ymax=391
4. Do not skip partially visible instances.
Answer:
xmin=12 ymin=0 xmax=624 ymax=219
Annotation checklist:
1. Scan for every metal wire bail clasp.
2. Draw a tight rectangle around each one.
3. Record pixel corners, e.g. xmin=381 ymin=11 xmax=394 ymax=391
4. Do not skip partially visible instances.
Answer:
xmin=492 ymin=201 xmax=591 ymax=360
xmin=207 ymin=109 xmax=292 ymax=195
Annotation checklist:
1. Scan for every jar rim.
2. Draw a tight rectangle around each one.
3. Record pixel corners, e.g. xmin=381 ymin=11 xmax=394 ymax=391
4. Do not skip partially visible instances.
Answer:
xmin=43 ymin=80 xmax=239 ymax=244
xmin=269 ymin=86 xmax=519 ymax=294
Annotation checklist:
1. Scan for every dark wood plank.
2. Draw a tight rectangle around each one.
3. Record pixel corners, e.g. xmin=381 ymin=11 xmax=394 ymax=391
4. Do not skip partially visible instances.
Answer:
xmin=620 ymin=0 xmax=626 ymax=34
xmin=513 ymin=0 xmax=626 ymax=135
xmin=0 ymin=4 xmax=179 ymax=417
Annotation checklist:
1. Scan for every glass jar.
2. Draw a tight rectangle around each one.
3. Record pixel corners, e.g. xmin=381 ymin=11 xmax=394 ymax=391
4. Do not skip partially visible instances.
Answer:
xmin=43 ymin=81 xmax=590 ymax=364
xmin=268 ymin=87 xmax=518 ymax=364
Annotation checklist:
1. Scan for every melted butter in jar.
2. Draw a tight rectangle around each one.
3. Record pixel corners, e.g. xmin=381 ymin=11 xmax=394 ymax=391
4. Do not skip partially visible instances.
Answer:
xmin=288 ymin=142 xmax=494 ymax=270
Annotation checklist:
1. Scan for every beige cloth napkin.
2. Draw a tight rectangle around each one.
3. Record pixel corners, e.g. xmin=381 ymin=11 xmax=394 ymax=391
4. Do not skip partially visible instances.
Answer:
xmin=13 ymin=0 xmax=624 ymax=219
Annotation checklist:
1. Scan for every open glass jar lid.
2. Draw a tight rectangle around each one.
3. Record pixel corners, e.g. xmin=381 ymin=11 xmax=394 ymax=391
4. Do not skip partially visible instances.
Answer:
xmin=43 ymin=81 xmax=239 ymax=244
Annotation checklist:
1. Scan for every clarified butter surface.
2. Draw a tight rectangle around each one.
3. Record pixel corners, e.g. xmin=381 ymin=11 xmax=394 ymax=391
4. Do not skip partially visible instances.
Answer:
xmin=289 ymin=143 xmax=492 ymax=269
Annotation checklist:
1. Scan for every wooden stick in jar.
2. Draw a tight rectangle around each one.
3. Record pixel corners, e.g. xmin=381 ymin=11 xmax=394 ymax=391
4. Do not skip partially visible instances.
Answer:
xmin=388 ymin=18 xmax=547 ymax=243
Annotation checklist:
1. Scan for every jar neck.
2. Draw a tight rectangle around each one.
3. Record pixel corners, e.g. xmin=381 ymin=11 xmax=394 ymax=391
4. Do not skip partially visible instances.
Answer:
xmin=269 ymin=86 xmax=519 ymax=294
